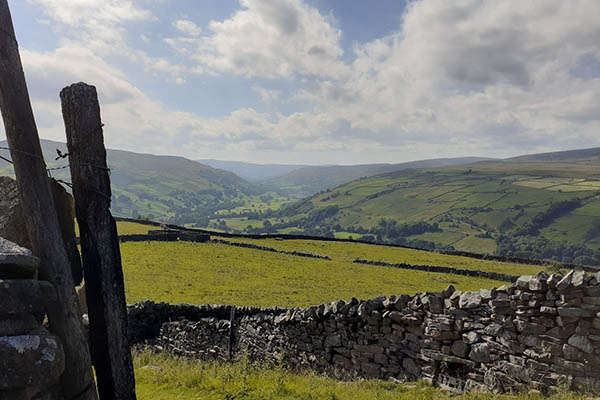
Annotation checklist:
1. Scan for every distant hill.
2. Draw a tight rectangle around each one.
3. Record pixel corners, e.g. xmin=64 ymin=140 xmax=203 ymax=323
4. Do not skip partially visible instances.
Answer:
xmin=197 ymin=159 xmax=308 ymax=182
xmin=0 ymin=139 xmax=281 ymax=224
xmin=263 ymin=157 xmax=492 ymax=198
xmin=507 ymin=147 xmax=600 ymax=162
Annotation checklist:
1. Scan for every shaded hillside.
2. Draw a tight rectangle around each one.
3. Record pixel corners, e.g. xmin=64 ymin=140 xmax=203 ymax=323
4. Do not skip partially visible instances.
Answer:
xmin=263 ymin=157 xmax=491 ymax=197
xmin=0 ymin=139 xmax=284 ymax=224
xmin=197 ymin=159 xmax=308 ymax=182
xmin=240 ymin=150 xmax=600 ymax=264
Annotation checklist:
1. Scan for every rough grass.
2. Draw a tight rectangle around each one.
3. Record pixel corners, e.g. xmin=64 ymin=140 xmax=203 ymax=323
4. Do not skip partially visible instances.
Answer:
xmin=134 ymin=350 xmax=589 ymax=400
xmin=116 ymin=221 xmax=157 ymax=235
xmin=120 ymin=241 xmax=505 ymax=308
xmin=77 ymin=220 xmax=155 ymax=236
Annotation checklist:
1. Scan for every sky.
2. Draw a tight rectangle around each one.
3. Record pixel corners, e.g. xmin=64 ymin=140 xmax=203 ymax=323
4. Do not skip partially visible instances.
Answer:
xmin=1 ymin=0 xmax=599 ymax=165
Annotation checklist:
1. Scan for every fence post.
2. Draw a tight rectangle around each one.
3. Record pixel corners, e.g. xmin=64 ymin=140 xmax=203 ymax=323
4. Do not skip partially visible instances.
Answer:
xmin=228 ymin=306 xmax=236 ymax=361
xmin=0 ymin=2 xmax=98 ymax=399
xmin=60 ymin=82 xmax=136 ymax=400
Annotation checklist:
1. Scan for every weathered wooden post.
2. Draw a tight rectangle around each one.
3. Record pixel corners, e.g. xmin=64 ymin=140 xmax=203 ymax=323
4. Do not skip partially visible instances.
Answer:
xmin=0 ymin=2 xmax=98 ymax=399
xmin=228 ymin=305 xmax=236 ymax=360
xmin=60 ymin=82 xmax=137 ymax=400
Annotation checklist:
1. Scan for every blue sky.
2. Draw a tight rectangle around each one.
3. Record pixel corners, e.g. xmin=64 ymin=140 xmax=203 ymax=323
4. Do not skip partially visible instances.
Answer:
xmin=1 ymin=0 xmax=600 ymax=164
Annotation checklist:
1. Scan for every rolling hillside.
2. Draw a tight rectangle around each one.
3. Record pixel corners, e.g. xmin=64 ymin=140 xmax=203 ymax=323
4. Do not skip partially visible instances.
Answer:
xmin=261 ymin=157 xmax=492 ymax=197
xmin=244 ymin=150 xmax=600 ymax=264
xmin=0 ymin=139 xmax=287 ymax=224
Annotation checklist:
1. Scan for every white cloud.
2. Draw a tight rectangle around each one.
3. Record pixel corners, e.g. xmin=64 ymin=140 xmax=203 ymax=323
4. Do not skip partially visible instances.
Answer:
xmin=27 ymin=0 xmax=186 ymax=83
xmin=252 ymin=86 xmax=281 ymax=103
xmin=166 ymin=0 xmax=347 ymax=79
xmin=294 ymin=0 xmax=600 ymax=158
xmin=173 ymin=19 xmax=202 ymax=37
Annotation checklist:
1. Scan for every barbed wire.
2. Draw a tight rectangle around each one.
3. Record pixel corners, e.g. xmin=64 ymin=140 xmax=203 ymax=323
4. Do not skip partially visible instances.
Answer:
xmin=0 ymin=154 xmax=13 ymax=164
xmin=0 ymin=144 xmax=111 ymax=176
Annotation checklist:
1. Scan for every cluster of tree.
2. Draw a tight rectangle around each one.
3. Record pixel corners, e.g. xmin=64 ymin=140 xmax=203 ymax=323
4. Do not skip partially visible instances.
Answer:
xmin=367 ymin=218 xmax=441 ymax=241
xmin=356 ymin=234 xmax=454 ymax=251
xmin=513 ymin=200 xmax=581 ymax=237
xmin=495 ymin=234 xmax=600 ymax=265
xmin=585 ymin=222 xmax=600 ymax=242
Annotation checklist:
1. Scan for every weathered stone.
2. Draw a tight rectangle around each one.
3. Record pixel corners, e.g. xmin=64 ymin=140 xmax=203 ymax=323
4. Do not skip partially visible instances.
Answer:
xmin=451 ymin=340 xmax=470 ymax=358
xmin=556 ymin=271 xmax=573 ymax=292
xmin=540 ymin=306 xmax=557 ymax=315
xmin=324 ymin=332 xmax=342 ymax=347
xmin=402 ymin=357 xmax=421 ymax=376
xmin=568 ymin=335 xmax=594 ymax=354
xmin=546 ymin=274 xmax=562 ymax=289
xmin=563 ymin=344 xmax=584 ymax=360
xmin=355 ymin=344 xmax=384 ymax=354
xmin=571 ymin=270 xmax=587 ymax=288
xmin=0 ymin=238 xmax=39 ymax=279
xmin=516 ymin=276 xmax=533 ymax=290
xmin=459 ymin=291 xmax=482 ymax=309
xmin=0 ymin=280 xmax=56 ymax=316
xmin=443 ymin=285 xmax=455 ymax=298
xmin=529 ymin=277 xmax=547 ymax=292
xmin=518 ymin=335 xmax=542 ymax=348
xmin=583 ymin=297 xmax=600 ymax=306
xmin=463 ymin=331 xmax=480 ymax=344
xmin=0 ymin=314 xmax=39 ymax=336
xmin=0 ymin=177 xmax=82 ymax=283
xmin=469 ymin=343 xmax=492 ymax=363
xmin=0 ymin=177 xmax=30 ymax=249
xmin=360 ymin=362 xmax=381 ymax=377
xmin=557 ymin=307 xmax=592 ymax=318
xmin=0 ymin=331 xmax=65 ymax=389
xmin=586 ymin=286 xmax=600 ymax=297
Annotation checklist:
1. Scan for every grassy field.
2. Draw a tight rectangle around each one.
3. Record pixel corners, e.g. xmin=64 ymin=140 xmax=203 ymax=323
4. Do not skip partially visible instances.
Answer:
xmin=116 ymin=221 xmax=157 ymax=235
xmin=120 ymin=241 xmax=511 ymax=308
xmin=134 ymin=350 xmax=588 ymax=400
xmin=222 ymin=238 xmax=546 ymax=277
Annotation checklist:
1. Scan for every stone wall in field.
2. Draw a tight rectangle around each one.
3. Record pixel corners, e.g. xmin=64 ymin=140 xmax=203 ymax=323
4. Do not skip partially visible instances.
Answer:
xmin=130 ymin=269 xmax=600 ymax=394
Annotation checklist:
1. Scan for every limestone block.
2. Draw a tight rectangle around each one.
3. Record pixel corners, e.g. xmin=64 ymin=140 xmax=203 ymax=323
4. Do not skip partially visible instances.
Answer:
xmin=0 ymin=238 xmax=39 ymax=280
xmin=459 ymin=291 xmax=482 ymax=309
xmin=0 ymin=314 xmax=39 ymax=337
xmin=568 ymin=335 xmax=594 ymax=354
xmin=451 ymin=340 xmax=470 ymax=358
xmin=469 ymin=342 xmax=492 ymax=363
xmin=0 ymin=331 xmax=65 ymax=389
xmin=0 ymin=177 xmax=29 ymax=249
xmin=0 ymin=280 xmax=56 ymax=316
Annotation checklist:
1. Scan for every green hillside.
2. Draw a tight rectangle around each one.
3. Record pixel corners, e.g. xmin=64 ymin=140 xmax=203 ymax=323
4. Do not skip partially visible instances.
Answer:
xmin=0 ymin=139 xmax=289 ymax=225
xmin=247 ymin=153 xmax=600 ymax=264
xmin=262 ymin=157 xmax=491 ymax=198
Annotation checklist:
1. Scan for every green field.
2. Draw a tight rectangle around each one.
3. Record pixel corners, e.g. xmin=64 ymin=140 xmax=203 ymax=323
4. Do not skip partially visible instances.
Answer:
xmin=222 ymin=238 xmax=546 ymax=277
xmin=121 ymin=241 xmax=508 ymax=307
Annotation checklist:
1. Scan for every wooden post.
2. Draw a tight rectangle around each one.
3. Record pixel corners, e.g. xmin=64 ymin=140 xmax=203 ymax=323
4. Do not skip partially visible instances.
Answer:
xmin=60 ymin=83 xmax=137 ymax=400
xmin=0 ymin=2 xmax=98 ymax=399
xmin=228 ymin=306 xmax=236 ymax=361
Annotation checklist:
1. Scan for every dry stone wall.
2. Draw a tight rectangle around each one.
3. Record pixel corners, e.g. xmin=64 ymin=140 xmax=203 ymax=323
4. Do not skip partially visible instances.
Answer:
xmin=0 ymin=238 xmax=65 ymax=400
xmin=131 ymin=269 xmax=600 ymax=394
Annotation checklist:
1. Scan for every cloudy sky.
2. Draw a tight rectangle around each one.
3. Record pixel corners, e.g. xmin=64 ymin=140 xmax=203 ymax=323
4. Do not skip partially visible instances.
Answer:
xmin=1 ymin=0 xmax=599 ymax=164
